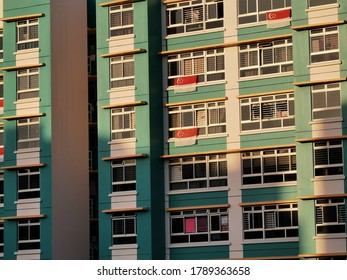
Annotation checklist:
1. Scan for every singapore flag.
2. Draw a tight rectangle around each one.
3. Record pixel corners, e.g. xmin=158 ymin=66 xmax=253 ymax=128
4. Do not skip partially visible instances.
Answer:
xmin=266 ymin=9 xmax=291 ymax=29
xmin=174 ymin=128 xmax=199 ymax=147
xmin=174 ymin=75 xmax=197 ymax=93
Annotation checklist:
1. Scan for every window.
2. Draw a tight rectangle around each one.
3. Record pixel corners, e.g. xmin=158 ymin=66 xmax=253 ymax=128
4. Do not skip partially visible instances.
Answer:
xmin=0 ymin=125 xmax=3 ymax=162
xmin=239 ymin=39 xmax=293 ymax=78
xmin=240 ymin=93 xmax=295 ymax=131
xmin=111 ymin=107 xmax=135 ymax=141
xmin=0 ymin=30 xmax=3 ymax=60
xmin=17 ymin=68 xmax=39 ymax=100
xmin=314 ymin=140 xmax=343 ymax=177
xmin=18 ymin=168 xmax=40 ymax=200
xmin=111 ymin=159 xmax=136 ymax=192
xmin=308 ymin=0 xmax=337 ymax=7
xmin=310 ymin=26 xmax=339 ymax=63
xmin=242 ymin=148 xmax=297 ymax=185
xmin=168 ymin=48 xmax=225 ymax=86
xmin=243 ymin=203 xmax=298 ymax=240
xmin=166 ymin=0 xmax=224 ymax=35
xmin=0 ymin=222 xmax=3 ymax=255
xmin=109 ymin=4 xmax=134 ymax=37
xmin=18 ymin=218 xmax=40 ymax=250
xmin=0 ymin=75 xmax=3 ymax=102
xmin=0 ymin=174 xmax=4 ymax=207
xmin=316 ymin=198 xmax=345 ymax=234
xmin=238 ymin=0 xmax=291 ymax=25
xmin=169 ymin=154 xmax=227 ymax=191
xmin=312 ymin=83 xmax=341 ymax=120
xmin=17 ymin=117 xmax=40 ymax=150
xmin=110 ymin=55 xmax=134 ymax=88
xmin=112 ymin=212 xmax=137 ymax=245
xmin=170 ymin=208 xmax=229 ymax=244
xmin=169 ymin=101 xmax=226 ymax=138
xmin=17 ymin=19 xmax=39 ymax=51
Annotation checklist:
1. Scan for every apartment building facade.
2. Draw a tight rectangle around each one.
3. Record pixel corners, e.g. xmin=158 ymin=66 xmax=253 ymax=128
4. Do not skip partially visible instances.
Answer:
xmin=0 ymin=0 xmax=89 ymax=259
xmin=1 ymin=0 xmax=347 ymax=260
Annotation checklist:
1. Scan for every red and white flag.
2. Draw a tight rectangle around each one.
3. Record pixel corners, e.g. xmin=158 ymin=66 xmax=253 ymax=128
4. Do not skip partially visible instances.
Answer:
xmin=174 ymin=75 xmax=197 ymax=93
xmin=266 ymin=9 xmax=291 ymax=29
xmin=174 ymin=128 xmax=198 ymax=147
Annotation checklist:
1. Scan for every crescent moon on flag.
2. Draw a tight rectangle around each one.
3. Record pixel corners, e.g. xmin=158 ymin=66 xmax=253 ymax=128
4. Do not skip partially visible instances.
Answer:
xmin=177 ymin=130 xmax=184 ymax=138
xmin=268 ymin=13 xmax=276 ymax=20
xmin=176 ymin=78 xmax=184 ymax=85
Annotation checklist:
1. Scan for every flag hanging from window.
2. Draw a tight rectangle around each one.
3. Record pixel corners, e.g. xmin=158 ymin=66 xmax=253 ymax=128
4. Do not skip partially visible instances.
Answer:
xmin=174 ymin=75 xmax=197 ymax=93
xmin=266 ymin=9 xmax=291 ymax=29
xmin=174 ymin=128 xmax=199 ymax=147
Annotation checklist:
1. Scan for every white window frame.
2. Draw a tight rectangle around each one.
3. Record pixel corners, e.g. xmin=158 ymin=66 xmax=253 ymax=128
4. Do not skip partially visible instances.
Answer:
xmin=169 ymin=154 xmax=227 ymax=191
xmin=0 ymin=222 xmax=3 ymax=256
xmin=308 ymin=0 xmax=337 ymax=7
xmin=240 ymin=93 xmax=295 ymax=132
xmin=311 ymin=83 xmax=341 ymax=121
xmin=239 ymin=39 xmax=293 ymax=78
xmin=17 ymin=19 xmax=39 ymax=51
xmin=310 ymin=26 xmax=339 ymax=64
xmin=0 ymin=30 xmax=3 ymax=60
xmin=238 ymin=0 xmax=291 ymax=25
xmin=0 ymin=174 xmax=3 ymax=207
xmin=166 ymin=0 xmax=224 ymax=36
xmin=242 ymin=147 xmax=297 ymax=186
xmin=110 ymin=55 xmax=134 ymax=89
xmin=18 ymin=168 xmax=40 ymax=201
xmin=169 ymin=101 xmax=226 ymax=138
xmin=17 ymin=68 xmax=39 ymax=100
xmin=170 ymin=208 xmax=229 ymax=244
xmin=243 ymin=203 xmax=298 ymax=240
xmin=18 ymin=218 xmax=40 ymax=251
xmin=111 ymin=159 xmax=136 ymax=192
xmin=314 ymin=140 xmax=343 ymax=177
xmin=316 ymin=198 xmax=346 ymax=234
xmin=17 ymin=117 xmax=40 ymax=150
xmin=111 ymin=107 xmax=136 ymax=141
xmin=168 ymin=48 xmax=225 ymax=86
xmin=109 ymin=4 xmax=134 ymax=38
xmin=112 ymin=212 xmax=137 ymax=245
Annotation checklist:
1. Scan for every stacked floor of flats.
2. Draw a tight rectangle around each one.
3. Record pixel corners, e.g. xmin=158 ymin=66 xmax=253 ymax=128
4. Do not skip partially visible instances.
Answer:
xmin=96 ymin=0 xmax=165 ymax=260
xmin=163 ymin=0 xmax=347 ymax=260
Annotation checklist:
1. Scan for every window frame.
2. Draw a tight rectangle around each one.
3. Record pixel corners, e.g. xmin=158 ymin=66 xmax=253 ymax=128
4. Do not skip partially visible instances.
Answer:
xmin=0 ymin=29 xmax=3 ymax=60
xmin=17 ymin=218 xmax=40 ymax=251
xmin=242 ymin=147 xmax=297 ymax=186
xmin=310 ymin=26 xmax=339 ymax=64
xmin=169 ymin=154 xmax=228 ymax=191
xmin=239 ymin=38 xmax=293 ymax=78
xmin=240 ymin=93 xmax=295 ymax=132
xmin=316 ymin=198 xmax=346 ymax=235
xmin=0 ymin=174 xmax=3 ymax=207
xmin=314 ymin=140 xmax=343 ymax=177
xmin=111 ymin=159 xmax=136 ymax=192
xmin=110 ymin=107 xmax=136 ymax=141
xmin=17 ymin=117 xmax=40 ymax=150
xmin=166 ymin=0 xmax=224 ymax=36
xmin=308 ymin=0 xmax=337 ymax=8
xmin=17 ymin=68 xmax=40 ymax=100
xmin=110 ymin=55 xmax=135 ymax=89
xmin=168 ymin=48 xmax=225 ymax=87
xmin=112 ymin=212 xmax=137 ymax=245
xmin=170 ymin=208 xmax=229 ymax=244
xmin=16 ymin=18 xmax=39 ymax=51
xmin=17 ymin=168 xmax=40 ymax=201
xmin=169 ymin=101 xmax=226 ymax=138
xmin=109 ymin=3 xmax=134 ymax=38
xmin=311 ymin=83 xmax=341 ymax=121
xmin=243 ymin=203 xmax=298 ymax=240
xmin=238 ymin=0 xmax=291 ymax=26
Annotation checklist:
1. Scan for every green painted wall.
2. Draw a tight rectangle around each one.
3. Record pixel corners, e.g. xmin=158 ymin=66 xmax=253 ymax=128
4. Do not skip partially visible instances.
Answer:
xmin=243 ymin=242 xmax=298 ymax=259
xmin=170 ymin=245 xmax=229 ymax=260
